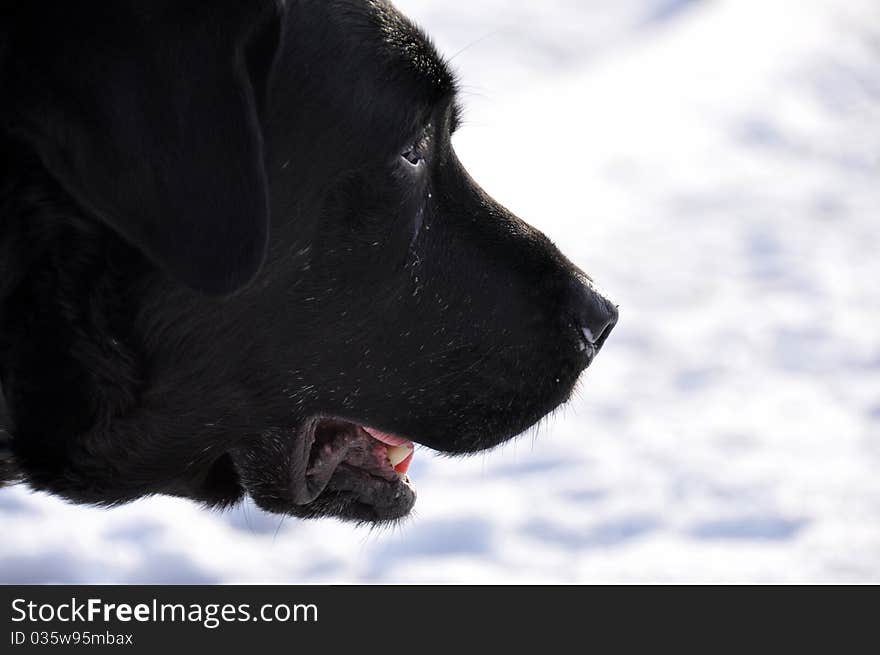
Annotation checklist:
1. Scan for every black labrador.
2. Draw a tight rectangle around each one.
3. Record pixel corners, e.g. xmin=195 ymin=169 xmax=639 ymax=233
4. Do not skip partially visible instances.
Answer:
xmin=0 ymin=0 xmax=617 ymax=522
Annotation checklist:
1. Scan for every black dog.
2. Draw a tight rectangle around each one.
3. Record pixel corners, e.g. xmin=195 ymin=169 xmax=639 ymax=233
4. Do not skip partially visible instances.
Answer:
xmin=0 ymin=0 xmax=617 ymax=522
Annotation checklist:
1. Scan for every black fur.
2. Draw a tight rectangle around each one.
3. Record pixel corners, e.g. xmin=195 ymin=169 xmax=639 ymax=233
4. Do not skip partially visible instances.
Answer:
xmin=0 ymin=0 xmax=617 ymax=522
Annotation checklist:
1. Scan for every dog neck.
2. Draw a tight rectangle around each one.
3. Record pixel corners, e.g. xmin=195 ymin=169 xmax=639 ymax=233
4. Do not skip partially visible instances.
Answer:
xmin=0 ymin=380 xmax=18 ymax=487
xmin=0 ymin=141 xmax=145 ymax=487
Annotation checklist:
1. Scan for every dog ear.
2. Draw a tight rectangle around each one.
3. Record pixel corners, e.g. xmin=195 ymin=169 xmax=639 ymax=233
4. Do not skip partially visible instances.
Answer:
xmin=4 ymin=1 xmax=286 ymax=295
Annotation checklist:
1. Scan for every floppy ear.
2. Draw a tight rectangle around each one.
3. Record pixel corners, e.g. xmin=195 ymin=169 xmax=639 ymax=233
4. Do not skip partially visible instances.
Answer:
xmin=5 ymin=1 xmax=285 ymax=295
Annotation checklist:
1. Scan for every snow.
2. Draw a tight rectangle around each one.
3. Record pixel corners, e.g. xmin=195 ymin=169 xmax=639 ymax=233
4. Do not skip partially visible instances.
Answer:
xmin=2 ymin=0 xmax=879 ymax=583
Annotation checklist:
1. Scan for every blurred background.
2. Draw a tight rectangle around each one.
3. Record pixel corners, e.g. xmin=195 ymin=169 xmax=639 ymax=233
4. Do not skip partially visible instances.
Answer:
xmin=2 ymin=0 xmax=879 ymax=583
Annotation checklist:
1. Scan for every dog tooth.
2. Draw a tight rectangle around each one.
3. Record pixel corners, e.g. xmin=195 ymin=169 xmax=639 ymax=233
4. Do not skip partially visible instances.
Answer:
xmin=387 ymin=444 xmax=413 ymax=467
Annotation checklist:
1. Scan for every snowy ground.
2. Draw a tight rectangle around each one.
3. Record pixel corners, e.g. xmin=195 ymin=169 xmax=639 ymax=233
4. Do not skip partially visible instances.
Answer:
xmin=2 ymin=0 xmax=879 ymax=583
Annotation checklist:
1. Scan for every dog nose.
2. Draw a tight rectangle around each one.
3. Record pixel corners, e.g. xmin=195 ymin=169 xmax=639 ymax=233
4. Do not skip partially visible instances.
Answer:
xmin=570 ymin=271 xmax=618 ymax=354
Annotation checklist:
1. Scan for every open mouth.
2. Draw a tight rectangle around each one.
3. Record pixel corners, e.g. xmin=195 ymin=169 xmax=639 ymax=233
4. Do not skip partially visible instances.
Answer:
xmin=290 ymin=418 xmax=417 ymax=521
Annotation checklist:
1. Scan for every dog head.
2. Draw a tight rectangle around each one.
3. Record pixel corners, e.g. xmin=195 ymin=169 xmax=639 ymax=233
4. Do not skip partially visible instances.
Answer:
xmin=0 ymin=0 xmax=617 ymax=522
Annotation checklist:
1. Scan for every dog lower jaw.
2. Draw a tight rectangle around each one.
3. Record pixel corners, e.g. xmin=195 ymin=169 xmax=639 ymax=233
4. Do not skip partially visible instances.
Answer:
xmin=288 ymin=417 xmax=417 ymax=522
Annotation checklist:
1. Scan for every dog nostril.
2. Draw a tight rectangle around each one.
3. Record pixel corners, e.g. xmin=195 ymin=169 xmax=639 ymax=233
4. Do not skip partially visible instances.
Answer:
xmin=570 ymin=274 xmax=618 ymax=354
xmin=579 ymin=306 xmax=617 ymax=351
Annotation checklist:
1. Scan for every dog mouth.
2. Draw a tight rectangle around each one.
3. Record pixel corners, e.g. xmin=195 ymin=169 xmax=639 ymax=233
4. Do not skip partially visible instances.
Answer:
xmin=290 ymin=417 xmax=417 ymax=521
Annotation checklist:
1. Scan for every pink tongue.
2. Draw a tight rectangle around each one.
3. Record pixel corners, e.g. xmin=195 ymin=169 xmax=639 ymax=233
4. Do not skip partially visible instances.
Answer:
xmin=363 ymin=427 xmax=412 ymax=448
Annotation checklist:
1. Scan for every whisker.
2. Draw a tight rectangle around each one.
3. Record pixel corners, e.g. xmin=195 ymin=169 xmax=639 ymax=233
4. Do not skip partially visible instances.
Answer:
xmin=448 ymin=29 xmax=502 ymax=62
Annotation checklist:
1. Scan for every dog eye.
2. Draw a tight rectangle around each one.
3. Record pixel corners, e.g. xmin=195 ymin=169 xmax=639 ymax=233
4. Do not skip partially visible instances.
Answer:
xmin=401 ymin=125 xmax=432 ymax=167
